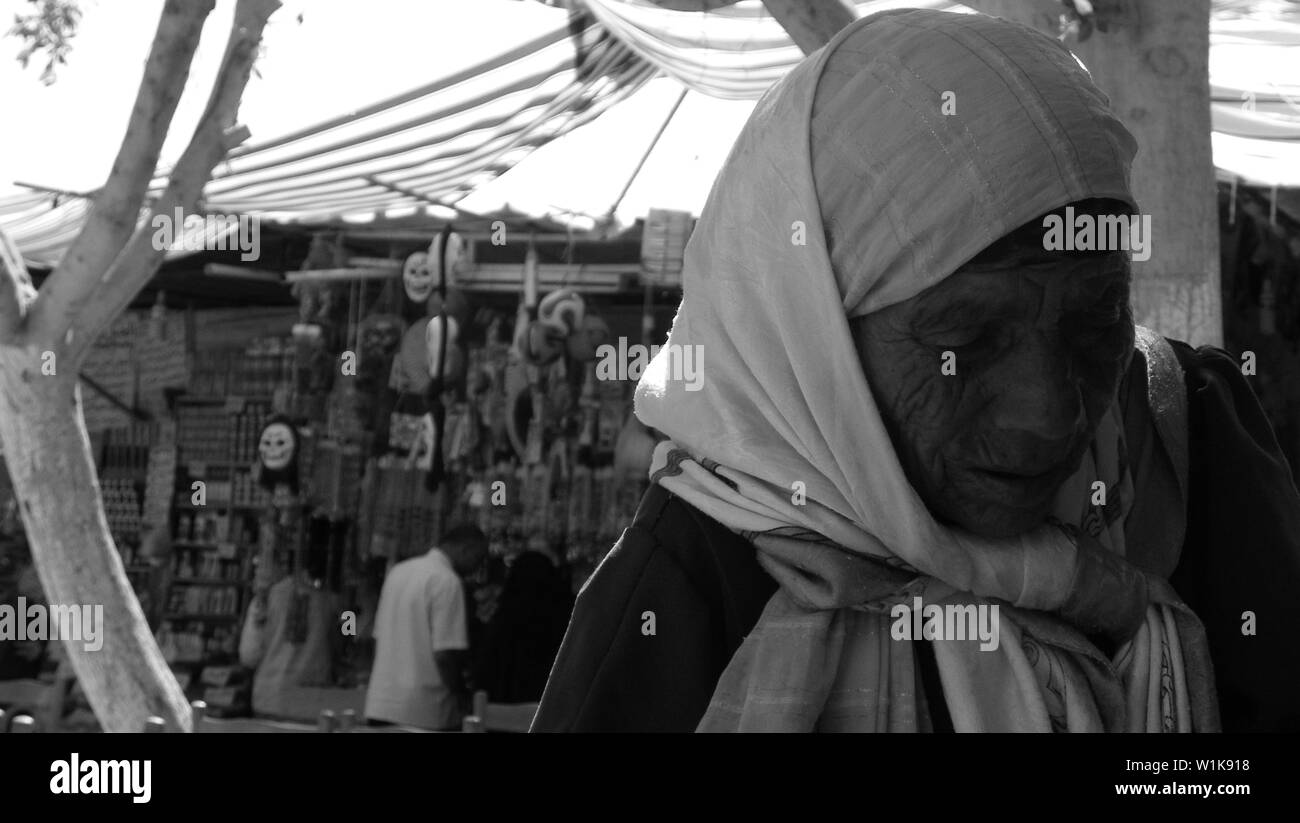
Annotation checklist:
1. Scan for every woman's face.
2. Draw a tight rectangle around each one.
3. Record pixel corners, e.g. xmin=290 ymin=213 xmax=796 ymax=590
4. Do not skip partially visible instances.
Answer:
xmin=851 ymin=250 xmax=1134 ymax=538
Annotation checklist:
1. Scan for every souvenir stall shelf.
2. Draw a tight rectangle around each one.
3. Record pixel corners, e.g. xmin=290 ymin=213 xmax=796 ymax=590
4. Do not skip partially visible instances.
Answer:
xmin=156 ymin=338 xmax=293 ymax=712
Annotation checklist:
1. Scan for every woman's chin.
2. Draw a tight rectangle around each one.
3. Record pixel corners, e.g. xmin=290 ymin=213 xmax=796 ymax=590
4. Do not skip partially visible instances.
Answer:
xmin=934 ymin=493 xmax=1057 ymax=539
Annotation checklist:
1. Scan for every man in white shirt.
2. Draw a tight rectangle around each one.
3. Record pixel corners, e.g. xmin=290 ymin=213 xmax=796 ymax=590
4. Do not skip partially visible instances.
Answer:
xmin=365 ymin=524 xmax=487 ymax=730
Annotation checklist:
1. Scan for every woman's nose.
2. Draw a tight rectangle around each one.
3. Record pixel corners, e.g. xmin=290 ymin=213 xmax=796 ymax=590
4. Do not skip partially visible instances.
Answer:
xmin=987 ymin=333 xmax=1087 ymax=444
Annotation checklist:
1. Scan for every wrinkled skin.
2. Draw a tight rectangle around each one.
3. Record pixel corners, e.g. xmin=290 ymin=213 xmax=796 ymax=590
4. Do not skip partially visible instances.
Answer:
xmin=850 ymin=250 xmax=1135 ymax=538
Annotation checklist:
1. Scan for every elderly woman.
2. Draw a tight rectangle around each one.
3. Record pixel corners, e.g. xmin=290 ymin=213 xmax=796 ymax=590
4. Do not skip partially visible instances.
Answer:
xmin=533 ymin=9 xmax=1300 ymax=732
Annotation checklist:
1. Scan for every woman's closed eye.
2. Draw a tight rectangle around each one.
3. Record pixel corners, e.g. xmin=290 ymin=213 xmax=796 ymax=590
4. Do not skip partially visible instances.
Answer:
xmin=925 ymin=325 xmax=1012 ymax=363
xmin=1068 ymin=296 xmax=1133 ymax=364
xmin=1070 ymin=280 xmax=1131 ymax=330
xmin=1082 ymin=300 xmax=1125 ymax=328
xmin=929 ymin=325 xmax=985 ymax=349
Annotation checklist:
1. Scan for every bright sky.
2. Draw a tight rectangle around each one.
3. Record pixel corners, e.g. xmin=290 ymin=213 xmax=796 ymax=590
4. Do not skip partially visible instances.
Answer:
xmin=0 ymin=0 xmax=755 ymax=225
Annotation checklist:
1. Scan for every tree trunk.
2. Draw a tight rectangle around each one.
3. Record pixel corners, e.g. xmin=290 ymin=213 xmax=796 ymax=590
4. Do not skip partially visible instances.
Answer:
xmin=0 ymin=0 xmax=278 ymax=733
xmin=964 ymin=0 xmax=1222 ymax=347
xmin=0 ymin=349 xmax=189 ymax=732
xmin=761 ymin=0 xmax=856 ymax=54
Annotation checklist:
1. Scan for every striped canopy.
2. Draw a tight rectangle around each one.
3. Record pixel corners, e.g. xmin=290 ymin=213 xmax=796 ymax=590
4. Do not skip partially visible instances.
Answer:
xmin=3 ymin=0 xmax=1297 ymax=269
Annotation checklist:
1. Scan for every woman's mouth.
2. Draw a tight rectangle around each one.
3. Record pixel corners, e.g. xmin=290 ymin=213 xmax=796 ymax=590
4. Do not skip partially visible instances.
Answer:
xmin=955 ymin=463 xmax=1066 ymax=506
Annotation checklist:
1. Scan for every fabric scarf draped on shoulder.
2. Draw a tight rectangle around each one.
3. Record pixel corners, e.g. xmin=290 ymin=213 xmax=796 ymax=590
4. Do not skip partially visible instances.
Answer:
xmin=633 ymin=8 xmax=1220 ymax=733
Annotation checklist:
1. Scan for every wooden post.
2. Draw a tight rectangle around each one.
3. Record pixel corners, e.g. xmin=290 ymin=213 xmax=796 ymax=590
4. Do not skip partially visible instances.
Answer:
xmin=963 ymin=0 xmax=1222 ymax=347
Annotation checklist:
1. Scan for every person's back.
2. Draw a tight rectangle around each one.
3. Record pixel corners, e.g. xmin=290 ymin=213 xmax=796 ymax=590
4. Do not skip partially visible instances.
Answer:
xmin=365 ymin=548 xmax=467 ymax=730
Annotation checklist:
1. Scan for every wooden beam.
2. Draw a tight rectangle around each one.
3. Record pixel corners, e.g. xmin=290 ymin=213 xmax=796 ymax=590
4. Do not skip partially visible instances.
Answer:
xmin=346 ymin=257 xmax=403 ymax=270
xmin=13 ymin=181 xmax=99 ymax=201
xmin=78 ymin=373 xmax=153 ymax=422
xmin=285 ymin=268 xmax=395 ymax=284
xmin=203 ymin=263 xmax=283 ymax=282
xmin=363 ymin=176 xmax=498 ymax=224
xmin=761 ymin=0 xmax=856 ymax=54
xmin=363 ymin=175 xmax=446 ymax=210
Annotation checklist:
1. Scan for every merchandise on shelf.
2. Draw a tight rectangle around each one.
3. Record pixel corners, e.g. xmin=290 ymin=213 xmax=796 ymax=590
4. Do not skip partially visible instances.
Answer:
xmin=188 ymin=338 xmax=294 ymax=398
xmin=98 ymin=423 xmax=156 ymax=549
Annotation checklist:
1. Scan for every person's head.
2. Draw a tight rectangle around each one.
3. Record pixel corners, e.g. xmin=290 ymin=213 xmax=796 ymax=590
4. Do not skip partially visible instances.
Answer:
xmin=438 ymin=523 xmax=489 ymax=578
xmin=804 ymin=10 xmax=1139 ymax=541
xmin=848 ymin=199 xmax=1136 ymax=537
xmin=634 ymin=8 xmax=1141 ymax=559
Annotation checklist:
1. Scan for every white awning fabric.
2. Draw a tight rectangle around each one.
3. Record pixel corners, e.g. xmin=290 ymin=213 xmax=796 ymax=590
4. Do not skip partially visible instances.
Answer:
xmin=4 ymin=0 xmax=1296 ymax=270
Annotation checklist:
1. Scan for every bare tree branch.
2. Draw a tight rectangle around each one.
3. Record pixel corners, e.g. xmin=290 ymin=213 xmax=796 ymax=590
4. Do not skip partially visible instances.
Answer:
xmin=25 ymin=0 xmax=214 ymax=347
xmin=0 ymin=227 xmax=37 ymax=342
xmin=68 ymin=0 xmax=281 ymax=363
xmin=760 ymin=0 xmax=856 ymax=54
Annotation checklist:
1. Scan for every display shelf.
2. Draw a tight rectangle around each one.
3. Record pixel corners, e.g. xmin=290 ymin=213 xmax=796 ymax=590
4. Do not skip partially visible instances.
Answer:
xmin=173 ymin=540 xmax=225 ymax=550
xmin=174 ymin=395 xmax=273 ymax=409
xmin=172 ymin=578 xmax=243 ymax=586
xmin=162 ymin=392 xmax=269 ymax=675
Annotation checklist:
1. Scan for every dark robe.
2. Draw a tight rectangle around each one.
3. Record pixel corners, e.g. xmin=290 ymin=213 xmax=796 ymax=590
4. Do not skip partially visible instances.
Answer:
xmin=473 ymin=551 xmax=575 ymax=703
xmin=532 ymin=341 xmax=1300 ymax=732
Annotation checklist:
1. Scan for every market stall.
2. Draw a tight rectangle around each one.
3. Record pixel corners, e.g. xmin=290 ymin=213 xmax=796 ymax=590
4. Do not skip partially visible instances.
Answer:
xmin=0 ymin=205 xmax=691 ymax=727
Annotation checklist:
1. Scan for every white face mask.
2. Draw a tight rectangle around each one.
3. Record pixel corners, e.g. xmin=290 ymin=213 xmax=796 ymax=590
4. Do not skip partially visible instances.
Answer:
xmin=403 ymin=251 xmax=433 ymax=303
xmin=258 ymin=422 xmax=296 ymax=471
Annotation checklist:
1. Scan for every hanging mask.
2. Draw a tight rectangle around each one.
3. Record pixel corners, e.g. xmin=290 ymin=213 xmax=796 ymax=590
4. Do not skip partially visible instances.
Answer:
xmin=359 ymin=314 xmax=405 ymax=386
xmin=402 ymin=251 xmax=433 ymax=304
xmin=428 ymin=230 xmax=466 ymax=285
xmin=257 ymin=417 xmax=299 ymax=492
xmin=425 ymin=314 xmax=465 ymax=382
xmin=361 ymin=315 xmax=404 ymax=356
